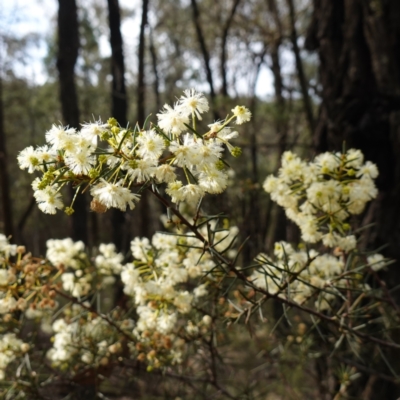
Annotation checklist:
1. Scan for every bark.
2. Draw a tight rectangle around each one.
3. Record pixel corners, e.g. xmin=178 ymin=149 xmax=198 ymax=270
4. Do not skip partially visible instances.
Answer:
xmin=149 ymin=27 xmax=161 ymax=112
xmin=57 ymin=0 xmax=88 ymax=243
xmin=0 ymin=76 xmax=14 ymax=238
xmin=108 ymin=0 xmax=127 ymax=127
xmin=220 ymin=0 xmax=241 ymax=97
xmin=286 ymin=0 xmax=315 ymax=134
xmin=137 ymin=0 xmax=151 ymax=239
xmin=107 ymin=0 xmax=128 ymax=250
xmin=190 ymin=0 xmax=216 ymax=103
xmin=137 ymin=0 xmax=149 ymax=127
xmin=306 ymin=0 xmax=400 ymax=396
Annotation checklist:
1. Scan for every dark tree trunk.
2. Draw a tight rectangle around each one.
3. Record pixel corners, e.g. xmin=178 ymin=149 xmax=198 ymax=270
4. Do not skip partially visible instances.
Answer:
xmin=306 ymin=0 xmax=400 ymax=396
xmin=137 ymin=0 xmax=149 ymax=127
xmin=286 ymin=0 xmax=315 ymax=134
xmin=220 ymin=0 xmax=241 ymax=97
xmin=190 ymin=0 xmax=217 ymax=114
xmin=57 ymin=0 xmax=88 ymax=243
xmin=107 ymin=0 xmax=128 ymax=250
xmin=149 ymin=27 xmax=161 ymax=112
xmin=137 ymin=0 xmax=151 ymax=239
xmin=0 ymin=76 xmax=14 ymax=239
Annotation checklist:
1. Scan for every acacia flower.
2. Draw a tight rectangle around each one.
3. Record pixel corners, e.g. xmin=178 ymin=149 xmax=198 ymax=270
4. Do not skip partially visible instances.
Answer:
xmin=157 ymin=103 xmax=189 ymax=136
xmin=231 ymin=105 xmax=252 ymax=124
xmin=80 ymin=119 xmax=109 ymax=141
xmin=90 ymin=179 xmax=140 ymax=211
xmin=17 ymin=146 xmax=40 ymax=173
xmin=136 ymin=129 xmax=166 ymax=160
xmin=178 ymin=89 xmax=209 ymax=120
xmin=45 ymin=124 xmax=76 ymax=150
xmin=34 ymin=186 xmax=64 ymax=214
xmin=64 ymin=148 xmax=96 ymax=175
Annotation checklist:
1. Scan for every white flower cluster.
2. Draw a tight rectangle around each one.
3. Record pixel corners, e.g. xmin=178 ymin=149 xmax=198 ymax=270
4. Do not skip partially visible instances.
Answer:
xmin=41 ymin=220 xmax=237 ymax=369
xmin=263 ymin=149 xmax=379 ymax=251
xmin=250 ymin=241 xmax=369 ymax=311
xmin=47 ymin=309 xmax=126 ymax=368
xmin=0 ymin=234 xmax=17 ymax=262
xmin=46 ymin=238 xmax=124 ymax=298
xmin=122 ymin=224 xmax=238 ymax=345
xmin=0 ymin=334 xmax=28 ymax=380
xmin=18 ymin=90 xmax=251 ymax=214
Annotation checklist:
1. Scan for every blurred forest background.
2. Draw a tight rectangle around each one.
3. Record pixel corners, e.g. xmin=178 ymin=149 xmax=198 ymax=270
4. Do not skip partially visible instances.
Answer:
xmin=3 ymin=0 xmax=400 ymax=269
xmin=2 ymin=0 xmax=400 ymax=398
xmin=1 ymin=0 xmax=319 ymax=260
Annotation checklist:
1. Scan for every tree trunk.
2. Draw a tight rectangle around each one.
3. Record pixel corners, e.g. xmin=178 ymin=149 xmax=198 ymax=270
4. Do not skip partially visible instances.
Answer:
xmin=149 ymin=27 xmax=161 ymax=112
xmin=220 ymin=0 xmax=241 ymax=97
xmin=286 ymin=0 xmax=315 ymax=134
xmin=137 ymin=0 xmax=151 ymax=239
xmin=306 ymin=0 xmax=400 ymax=396
xmin=107 ymin=0 xmax=128 ymax=250
xmin=0 ymin=76 xmax=14 ymax=239
xmin=137 ymin=0 xmax=149 ymax=127
xmin=190 ymin=0 xmax=217 ymax=113
xmin=57 ymin=0 xmax=88 ymax=243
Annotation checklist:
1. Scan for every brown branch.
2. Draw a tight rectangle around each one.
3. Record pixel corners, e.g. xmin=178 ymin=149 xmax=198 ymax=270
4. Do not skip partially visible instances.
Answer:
xmin=148 ymin=188 xmax=400 ymax=351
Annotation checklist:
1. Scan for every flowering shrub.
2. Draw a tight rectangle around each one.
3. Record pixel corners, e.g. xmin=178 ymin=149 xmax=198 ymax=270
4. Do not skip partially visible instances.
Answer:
xmin=1 ymin=89 xmax=398 ymax=398
xmin=17 ymin=89 xmax=248 ymax=215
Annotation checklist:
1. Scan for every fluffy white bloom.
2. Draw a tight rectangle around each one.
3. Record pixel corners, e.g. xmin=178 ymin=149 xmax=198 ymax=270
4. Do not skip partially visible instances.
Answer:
xmin=193 ymin=283 xmax=208 ymax=298
xmin=64 ymin=148 xmax=96 ymax=175
xmin=367 ymin=253 xmax=386 ymax=271
xmin=250 ymin=265 xmax=281 ymax=295
xmin=155 ymin=164 xmax=177 ymax=183
xmin=346 ymin=148 xmax=364 ymax=168
xmin=121 ymin=264 xmax=143 ymax=298
xmin=0 ymin=333 xmax=25 ymax=380
xmin=34 ymin=186 xmax=64 ymax=214
xmin=95 ymin=243 xmax=124 ymax=275
xmin=157 ymin=103 xmax=189 ymax=136
xmin=314 ymin=152 xmax=340 ymax=173
xmin=197 ymin=140 xmax=223 ymax=166
xmin=130 ymin=237 xmax=151 ymax=261
xmin=165 ymin=180 xmax=185 ymax=203
xmin=61 ymin=272 xmax=91 ymax=298
xmin=173 ymin=291 xmax=193 ymax=314
xmin=0 ymin=235 xmax=17 ymax=259
xmin=152 ymin=233 xmax=177 ymax=250
xmin=169 ymin=134 xmax=201 ymax=167
xmin=0 ymin=297 xmax=16 ymax=314
xmin=136 ymin=129 xmax=166 ymax=160
xmin=198 ymin=168 xmax=228 ymax=194
xmin=178 ymin=89 xmax=209 ymax=119
xmin=35 ymin=145 xmax=57 ymax=163
xmin=357 ymin=161 xmax=379 ymax=179
xmin=179 ymin=184 xmax=204 ymax=205
xmin=46 ymin=238 xmax=85 ymax=269
xmin=80 ymin=120 xmax=109 ymax=141
xmin=123 ymin=159 xmax=157 ymax=182
xmin=208 ymin=122 xmax=238 ymax=143
xmin=90 ymin=179 xmax=140 ymax=211
xmin=17 ymin=146 xmax=40 ymax=173
xmin=157 ymin=312 xmax=177 ymax=334
xmin=231 ymin=105 xmax=252 ymax=124
xmin=45 ymin=124 xmax=75 ymax=150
